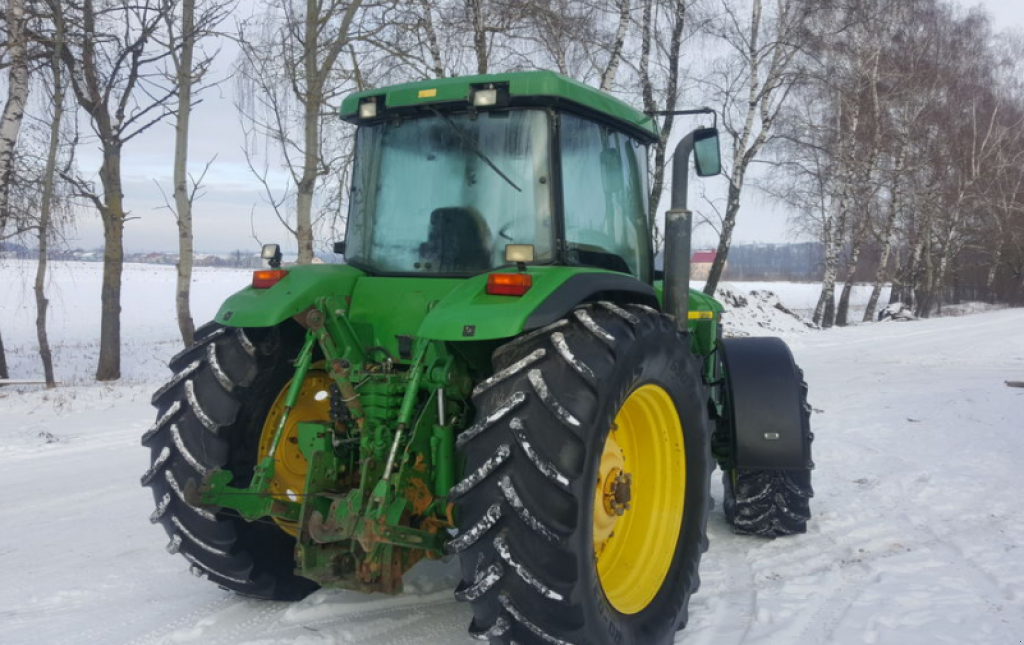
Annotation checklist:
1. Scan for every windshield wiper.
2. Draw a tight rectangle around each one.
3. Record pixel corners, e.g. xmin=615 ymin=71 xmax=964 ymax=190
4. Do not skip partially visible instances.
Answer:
xmin=430 ymin=107 xmax=522 ymax=193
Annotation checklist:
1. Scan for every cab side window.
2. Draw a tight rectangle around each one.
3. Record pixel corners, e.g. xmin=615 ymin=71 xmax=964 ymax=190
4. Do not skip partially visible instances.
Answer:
xmin=560 ymin=113 xmax=650 ymax=280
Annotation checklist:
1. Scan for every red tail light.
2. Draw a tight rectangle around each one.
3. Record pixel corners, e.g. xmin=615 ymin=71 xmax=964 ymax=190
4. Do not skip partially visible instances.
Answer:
xmin=252 ymin=269 xmax=288 ymax=289
xmin=486 ymin=272 xmax=532 ymax=296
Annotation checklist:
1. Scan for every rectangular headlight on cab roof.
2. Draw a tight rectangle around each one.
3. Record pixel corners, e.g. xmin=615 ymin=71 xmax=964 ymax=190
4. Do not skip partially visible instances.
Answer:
xmin=473 ymin=89 xmax=498 ymax=107
xmin=359 ymin=99 xmax=378 ymax=119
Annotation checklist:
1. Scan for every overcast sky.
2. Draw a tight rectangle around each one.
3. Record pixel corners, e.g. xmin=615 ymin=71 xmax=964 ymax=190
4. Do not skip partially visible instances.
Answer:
xmin=62 ymin=0 xmax=1024 ymax=256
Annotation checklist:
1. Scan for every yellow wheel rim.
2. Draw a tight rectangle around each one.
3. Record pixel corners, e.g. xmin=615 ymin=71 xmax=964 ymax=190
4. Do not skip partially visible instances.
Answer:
xmin=593 ymin=384 xmax=686 ymax=615
xmin=257 ymin=370 xmax=334 ymax=536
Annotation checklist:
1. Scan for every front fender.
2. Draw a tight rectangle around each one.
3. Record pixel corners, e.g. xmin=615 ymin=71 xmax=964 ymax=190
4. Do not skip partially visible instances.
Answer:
xmin=418 ymin=266 xmax=656 ymax=341
xmin=214 ymin=264 xmax=366 ymax=328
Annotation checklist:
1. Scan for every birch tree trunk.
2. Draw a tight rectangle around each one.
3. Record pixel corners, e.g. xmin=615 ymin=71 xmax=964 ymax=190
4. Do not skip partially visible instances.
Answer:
xmin=34 ymin=9 xmax=66 ymax=388
xmin=916 ymin=232 xmax=935 ymax=317
xmin=835 ymin=223 xmax=866 ymax=326
xmin=814 ymin=225 xmax=841 ymax=326
xmin=814 ymin=101 xmax=859 ymax=328
xmin=864 ymin=145 xmax=906 ymax=322
xmin=703 ymin=0 xmax=805 ymax=296
xmin=641 ymin=0 xmax=687 ymax=244
xmin=863 ymin=213 xmax=895 ymax=321
xmin=173 ymin=0 xmax=197 ymax=346
xmin=904 ymin=216 xmax=925 ymax=308
xmin=237 ymin=0 xmax=363 ymax=265
xmin=600 ymin=0 xmax=630 ymax=92
xmin=0 ymin=330 xmax=7 ymax=380
xmin=469 ymin=0 xmax=488 ymax=74
xmin=418 ymin=0 xmax=445 ymax=77
xmin=0 ymin=0 xmax=29 ymax=224
xmin=0 ymin=0 xmax=29 ymax=381
xmin=295 ymin=0 xmax=322 ymax=265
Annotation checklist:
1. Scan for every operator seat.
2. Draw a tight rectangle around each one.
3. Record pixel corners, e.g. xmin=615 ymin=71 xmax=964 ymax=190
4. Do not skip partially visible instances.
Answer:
xmin=420 ymin=206 xmax=492 ymax=273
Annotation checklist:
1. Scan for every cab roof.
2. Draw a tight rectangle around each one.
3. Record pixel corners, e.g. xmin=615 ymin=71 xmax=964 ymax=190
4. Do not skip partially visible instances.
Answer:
xmin=339 ymin=70 xmax=659 ymax=143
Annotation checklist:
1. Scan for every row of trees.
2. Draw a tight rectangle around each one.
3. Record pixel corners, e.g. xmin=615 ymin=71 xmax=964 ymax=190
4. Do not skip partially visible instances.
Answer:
xmin=769 ymin=0 xmax=1024 ymax=326
xmin=1 ymin=0 xmax=1022 ymax=384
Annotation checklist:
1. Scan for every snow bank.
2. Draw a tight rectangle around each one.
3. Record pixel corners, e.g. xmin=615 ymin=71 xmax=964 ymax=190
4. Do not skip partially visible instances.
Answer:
xmin=713 ymin=285 xmax=816 ymax=337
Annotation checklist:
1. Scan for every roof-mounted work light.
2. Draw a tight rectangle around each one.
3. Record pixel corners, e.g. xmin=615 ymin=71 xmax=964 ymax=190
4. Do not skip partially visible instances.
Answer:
xmin=261 ymin=243 xmax=282 ymax=268
xmin=359 ymin=98 xmax=378 ymax=119
xmin=472 ymin=88 xmax=498 ymax=107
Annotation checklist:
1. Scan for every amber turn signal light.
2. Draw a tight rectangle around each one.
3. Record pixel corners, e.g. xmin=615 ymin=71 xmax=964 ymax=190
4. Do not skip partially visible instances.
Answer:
xmin=252 ymin=269 xmax=288 ymax=289
xmin=486 ymin=272 xmax=532 ymax=296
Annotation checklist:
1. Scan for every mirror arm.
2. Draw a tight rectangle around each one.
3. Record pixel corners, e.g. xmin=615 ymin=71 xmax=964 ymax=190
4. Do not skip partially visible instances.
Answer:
xmin=645 ymin=107 xmax=717 ymax=129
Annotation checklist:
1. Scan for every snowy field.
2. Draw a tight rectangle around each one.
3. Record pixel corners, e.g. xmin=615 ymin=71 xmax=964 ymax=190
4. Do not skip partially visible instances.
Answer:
xmin=1 ymin=260 xmax=1023 ymax=644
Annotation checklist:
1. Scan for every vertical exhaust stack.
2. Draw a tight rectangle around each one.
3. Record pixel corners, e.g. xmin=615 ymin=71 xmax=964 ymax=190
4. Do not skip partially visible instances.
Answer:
xmin=661 ymin=120 xmax=721 ymax=330
xmin=663 ymin=132 xmax=698 ymax=330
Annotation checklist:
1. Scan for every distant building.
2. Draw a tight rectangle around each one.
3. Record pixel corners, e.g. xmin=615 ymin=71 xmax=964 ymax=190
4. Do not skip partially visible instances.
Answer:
xmin=691 ymin=250 xmax=720 ymax=280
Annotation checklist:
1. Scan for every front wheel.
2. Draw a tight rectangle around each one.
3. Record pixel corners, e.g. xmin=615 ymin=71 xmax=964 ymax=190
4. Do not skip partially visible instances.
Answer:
xmin=722 ymin=368 xmax=814 ymax=537
xmin=449 ymin=303 xmax=713 ymax=645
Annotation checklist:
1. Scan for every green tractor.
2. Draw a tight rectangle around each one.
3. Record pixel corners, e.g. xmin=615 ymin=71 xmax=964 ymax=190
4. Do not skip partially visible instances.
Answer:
xmin=142 ymin=71 xmax=813 ymax=645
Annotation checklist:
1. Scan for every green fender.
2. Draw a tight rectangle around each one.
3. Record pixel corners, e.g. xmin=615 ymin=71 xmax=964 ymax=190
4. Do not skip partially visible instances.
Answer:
xmin=416 ymin=266 xmax=657 ymax=341
xmin=214 ymin=264 xmax=367 ymax=328
xmin=212 ymin=264 xmax=659 ymax=347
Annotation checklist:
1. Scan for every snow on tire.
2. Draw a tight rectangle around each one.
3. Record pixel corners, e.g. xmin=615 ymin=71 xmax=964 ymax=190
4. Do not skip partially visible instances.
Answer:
xmin=450 ymin=304 xmax=713 ymax=645
xmin=141 ymin=321 xmax=318 ymax=600
xmin=723 ymin=371 xmax=814 ymax=537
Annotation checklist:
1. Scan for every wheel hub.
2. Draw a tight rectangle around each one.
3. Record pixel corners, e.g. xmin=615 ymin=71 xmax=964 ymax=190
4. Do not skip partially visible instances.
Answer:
xmin=604 ymin=470 xmax=632 ymax=516
xmin=593 ymin=433 xmax=627 ymax=547
xmin=257 ymin=370 xmax=334 ymax=535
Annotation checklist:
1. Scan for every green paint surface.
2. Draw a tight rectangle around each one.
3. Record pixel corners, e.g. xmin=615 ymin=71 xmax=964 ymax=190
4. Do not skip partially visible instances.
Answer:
xmin=215 ymin=264 xmax=365 ymax=327
xmin=417 ymin=266 xmax=620 ymax=341
xmin=215 ymin=263 xmax=630 ymax=345
xmin=340 ymin=70 xmax=658 ymax=142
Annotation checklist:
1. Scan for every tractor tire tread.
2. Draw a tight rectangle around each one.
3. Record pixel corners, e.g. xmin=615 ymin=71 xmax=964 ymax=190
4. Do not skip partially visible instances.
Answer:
xmin=142 ymin=322 xmax=316 ymax=601
xmin=452 ymin=304 xmax=712 ymax=645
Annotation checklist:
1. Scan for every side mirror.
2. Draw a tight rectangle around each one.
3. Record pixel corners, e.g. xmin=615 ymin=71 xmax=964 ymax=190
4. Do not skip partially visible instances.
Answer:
xmin=333 ymin=241 xmax=346 ymax=255
xmin=693 ymin=127 xmax=721 ymax=177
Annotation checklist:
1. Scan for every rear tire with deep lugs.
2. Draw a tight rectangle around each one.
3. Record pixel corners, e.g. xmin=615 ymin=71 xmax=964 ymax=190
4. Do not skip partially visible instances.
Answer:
xmin=449 ymin=303 xmax=713 ymax=645
xmin=142 ymin=322 xmax=318 ymax=600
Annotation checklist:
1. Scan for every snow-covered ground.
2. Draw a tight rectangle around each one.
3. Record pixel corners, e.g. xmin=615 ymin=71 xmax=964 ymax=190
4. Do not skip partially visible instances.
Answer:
xmin=1 ymin=260 xmax=1022 ymax=644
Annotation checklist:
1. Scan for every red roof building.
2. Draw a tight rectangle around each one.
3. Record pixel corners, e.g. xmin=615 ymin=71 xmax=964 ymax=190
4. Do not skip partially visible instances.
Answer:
xmin=690 ymin=250 xmax=721 ymax=280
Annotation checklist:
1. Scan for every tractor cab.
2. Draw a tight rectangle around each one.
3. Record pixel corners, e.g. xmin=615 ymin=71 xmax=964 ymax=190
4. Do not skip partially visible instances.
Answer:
xmin=340 ymin=72 xmax=658 ymax=282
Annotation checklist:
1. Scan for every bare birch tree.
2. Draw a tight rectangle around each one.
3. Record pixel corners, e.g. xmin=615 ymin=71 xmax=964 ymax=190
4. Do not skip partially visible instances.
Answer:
xmin=163 ymin=0 xmax=231 ymax=347
xmin=0 ymin=0 xmax=30 ymax=225
xmin=53 ymin=0 xmax=181 ymax=380
xmin=0 ymin=0 xmax=31 ymax=380
xmin=31 ymin=3 xmax=72 ymax=388
xmin=600 ymin=0 xmax=630 ymax=91
xmin=235 ymin=0 xmax=367 ymax=264
xmin=635 ymin=0 xmax=694 ymax=245
xmin=701 ymin=0 xmax=817 ymax=297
